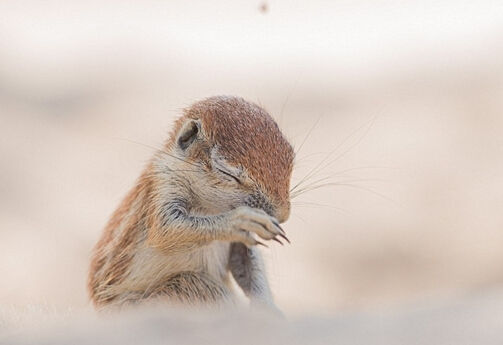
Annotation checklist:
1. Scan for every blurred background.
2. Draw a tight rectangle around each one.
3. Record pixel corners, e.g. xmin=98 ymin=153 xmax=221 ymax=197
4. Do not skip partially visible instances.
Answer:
xmin=1 ymin=0 xmax=503 ymax=319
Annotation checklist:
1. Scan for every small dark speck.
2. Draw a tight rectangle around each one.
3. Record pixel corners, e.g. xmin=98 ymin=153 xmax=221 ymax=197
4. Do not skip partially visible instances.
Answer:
xmin=259 ymin=2 xmax=268 ymax=14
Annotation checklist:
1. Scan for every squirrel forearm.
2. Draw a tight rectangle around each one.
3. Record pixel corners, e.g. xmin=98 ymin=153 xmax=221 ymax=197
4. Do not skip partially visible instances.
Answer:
xmin=147 ymin=201 xmax=230 ymax=252
xmin=229 ymin=243 xmax=274 ymax=303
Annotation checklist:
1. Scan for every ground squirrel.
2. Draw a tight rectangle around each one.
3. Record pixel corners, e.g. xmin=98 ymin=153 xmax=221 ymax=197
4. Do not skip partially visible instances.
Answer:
xmin=88 ymin=96 xmax=294 ymax=310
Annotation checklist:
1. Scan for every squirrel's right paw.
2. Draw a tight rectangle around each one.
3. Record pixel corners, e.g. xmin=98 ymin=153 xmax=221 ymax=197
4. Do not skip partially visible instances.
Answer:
xmin=223 ymin=206 xmax=289 ymax=247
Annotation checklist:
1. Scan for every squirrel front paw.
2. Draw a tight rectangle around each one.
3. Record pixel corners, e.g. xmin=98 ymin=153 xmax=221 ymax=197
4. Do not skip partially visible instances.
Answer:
xmin=223 ymin=206 xmax=289 ymax=247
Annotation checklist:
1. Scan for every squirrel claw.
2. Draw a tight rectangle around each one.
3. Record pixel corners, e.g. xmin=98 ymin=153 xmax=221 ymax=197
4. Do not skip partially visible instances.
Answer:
xmin=272 ymin=237 xmax=284 ymax=245
xmin=278 ymin=233 xmax=290 ymax=244
xmin=272 ymin=220 xmax=286 ymax=235
xmin=256 ymin=240 xmax=268 ymax=248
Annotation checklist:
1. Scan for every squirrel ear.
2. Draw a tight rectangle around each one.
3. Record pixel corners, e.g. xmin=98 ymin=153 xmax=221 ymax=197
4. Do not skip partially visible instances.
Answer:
xmin=177 ymin=119 xmax=200 ymax=150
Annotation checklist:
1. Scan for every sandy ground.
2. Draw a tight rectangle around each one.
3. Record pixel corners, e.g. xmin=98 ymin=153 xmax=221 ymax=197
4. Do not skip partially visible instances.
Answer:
xmin=3 ymin=292 xmax=503 ymax=344
xmin=1 ymin=0 xmax=503 ymax=342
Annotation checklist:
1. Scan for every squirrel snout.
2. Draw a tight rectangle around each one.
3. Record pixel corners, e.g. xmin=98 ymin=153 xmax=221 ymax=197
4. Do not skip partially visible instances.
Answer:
xmin=244 ymin=192 xmax=290 ymax=223
xmin=275 ymin=202 xmax=290 ymax=223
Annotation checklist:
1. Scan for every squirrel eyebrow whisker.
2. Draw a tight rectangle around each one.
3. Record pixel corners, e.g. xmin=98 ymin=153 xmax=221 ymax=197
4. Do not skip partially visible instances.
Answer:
xmin=290 ymin=116 xmax=376 ymax=193
xmin=113 ymin=138 xmax=203 ymax=169
xmin=158 ymin=150 xmax=202 ymax=169
xmin=293 ymin=115 xmax=322 ymax=158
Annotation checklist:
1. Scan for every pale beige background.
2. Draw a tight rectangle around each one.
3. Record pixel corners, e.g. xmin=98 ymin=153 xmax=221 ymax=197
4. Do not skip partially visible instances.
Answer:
xmin=1 ymin=0 xmax=503 ymax=322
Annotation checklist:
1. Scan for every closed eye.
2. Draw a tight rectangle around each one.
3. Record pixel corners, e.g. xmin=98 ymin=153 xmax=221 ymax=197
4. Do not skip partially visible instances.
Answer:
xmin=216 ymin=168 xmax=242 ymax=184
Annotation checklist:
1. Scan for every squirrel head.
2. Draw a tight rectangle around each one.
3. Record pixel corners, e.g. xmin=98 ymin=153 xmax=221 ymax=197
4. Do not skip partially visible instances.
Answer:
xmin=161 ymin=96 xmax=294 ymax=223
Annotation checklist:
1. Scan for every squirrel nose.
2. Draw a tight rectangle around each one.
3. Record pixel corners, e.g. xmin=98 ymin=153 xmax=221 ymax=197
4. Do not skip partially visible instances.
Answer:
xmin=275 ymin=202 xmax=290 ymax=223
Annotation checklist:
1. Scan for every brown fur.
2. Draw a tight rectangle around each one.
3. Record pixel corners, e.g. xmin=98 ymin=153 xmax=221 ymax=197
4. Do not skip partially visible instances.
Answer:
xmin=88 ymin=173 xmax=152 ymax=305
